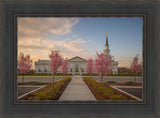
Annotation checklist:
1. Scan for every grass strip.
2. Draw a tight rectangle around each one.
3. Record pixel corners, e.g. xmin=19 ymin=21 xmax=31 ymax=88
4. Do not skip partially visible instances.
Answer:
xmin=18 ymin=81 xmax=47 ymax=85
xmin=107 ymin=81 xmax=116 ymax=84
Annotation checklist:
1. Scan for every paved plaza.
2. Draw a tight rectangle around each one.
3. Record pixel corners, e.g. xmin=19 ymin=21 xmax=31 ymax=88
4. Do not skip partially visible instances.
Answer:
xmin=59 ymin=76 xmax=96 ymax=101
xmin=118 ymin=87 xmax=142 ymax=99
xmin=18 ymin=86 xmax=39 ymax=96
xmin=17 ymin=76 xmax=65 ymax=83
xmin=92 ymin=76 xmax=142 ymax=83
xmin=18 ymin=76 xmax=142 ymax=83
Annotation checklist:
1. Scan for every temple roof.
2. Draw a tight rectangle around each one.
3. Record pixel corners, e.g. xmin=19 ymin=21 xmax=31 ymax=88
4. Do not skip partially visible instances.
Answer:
xmin=68 ymin=56 xmax=87 ymax=62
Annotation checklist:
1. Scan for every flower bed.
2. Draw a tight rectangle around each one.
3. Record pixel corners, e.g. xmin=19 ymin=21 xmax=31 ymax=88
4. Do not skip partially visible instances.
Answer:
xmin=83 ymin=77 xmax=135 ymax=100
xmin=20 ymin=77 xmax=71 ymax=100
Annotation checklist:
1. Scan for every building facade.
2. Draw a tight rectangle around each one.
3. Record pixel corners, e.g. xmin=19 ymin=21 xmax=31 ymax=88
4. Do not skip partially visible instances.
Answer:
xmin=35 ymin=32 xmax=118 ymax=75
xmin=35 ymin=56 xmax=87 ymax=75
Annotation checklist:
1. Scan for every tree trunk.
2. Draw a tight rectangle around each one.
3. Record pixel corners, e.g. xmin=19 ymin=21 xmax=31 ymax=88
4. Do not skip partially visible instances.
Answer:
xmin=22 ymin=74 xmax=24 ymax=83
xmin=135 ymin=75 xmax=136 ymax=83
xmin=52 ymin=76 xmax=54 ymax=85
xmin=101 ymin=76 xmax=103 ymax=84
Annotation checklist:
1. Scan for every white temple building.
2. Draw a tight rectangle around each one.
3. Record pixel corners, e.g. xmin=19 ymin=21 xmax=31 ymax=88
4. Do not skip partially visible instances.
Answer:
xmin=35 ymin=56 xmax=87 ymax=75
xmin=35 ymin=32 xmax=118 ymax=75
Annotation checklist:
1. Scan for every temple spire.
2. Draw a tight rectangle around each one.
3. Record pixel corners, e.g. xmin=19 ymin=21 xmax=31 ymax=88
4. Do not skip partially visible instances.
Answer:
xmin=105 ymin=32 xmax=108 ymax=46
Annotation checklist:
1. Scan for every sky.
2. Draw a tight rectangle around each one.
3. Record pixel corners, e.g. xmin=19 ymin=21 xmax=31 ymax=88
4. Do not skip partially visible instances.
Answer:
xmin=18 ymin=17 xmax=143 ymax=68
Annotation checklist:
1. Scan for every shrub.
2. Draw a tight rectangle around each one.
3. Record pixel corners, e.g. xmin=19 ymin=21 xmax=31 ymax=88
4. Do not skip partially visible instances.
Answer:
xmin=107 ymin=81 xmax=116 ymax=84
xmin=18 ymin=73 xmax=73 ymax=76
xmin=28 ymin=81 xmax=46 ymax=85
xmin=103 ymin=88 xmax=115 ymax=98
xmin=34 ymin=91 xmax=48 ymax=100
xmin=125 ymin=81 xmax=135 ymax=86
xmin=83 ymin=77 xmax=128 ymax=100
xmin=97 ymin=86 xmax=106 ymax=94
xmin=81 ymin=73 xmax=89 ymax=76
xmin=18 ymin=82 xmax=24 ymax=85
xmin=92 ymin=73 xmax=98 ymax=76
xmin=110 ymin=73 xmax=142 ymax=76
xmin=93 ymin=82 xmax=101 ymax=90
xmin=110 ymin=95 xmax=127 ymax=100
xmin=82 ymin=73 xmax=98 ymax=76
xmin=29 ymin=77 xmax=71 ymax=100
xmin=18 ymin=81 xmax=47 ymax=85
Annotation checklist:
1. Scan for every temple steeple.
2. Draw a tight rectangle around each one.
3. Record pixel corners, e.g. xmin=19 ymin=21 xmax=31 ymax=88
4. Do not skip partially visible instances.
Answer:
xmin=105 ymin=32 xmax=109 ymax=46
xmin=104 ymin=32 xmax=110 ymax=56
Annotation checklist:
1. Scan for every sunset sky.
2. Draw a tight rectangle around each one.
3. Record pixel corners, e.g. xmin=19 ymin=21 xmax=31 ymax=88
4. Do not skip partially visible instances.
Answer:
xmin=18 ymin=17 xmax=143 ymax=68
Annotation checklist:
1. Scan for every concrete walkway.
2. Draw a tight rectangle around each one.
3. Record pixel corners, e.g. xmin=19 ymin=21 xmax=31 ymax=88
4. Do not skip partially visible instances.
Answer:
xmin=59 ymin=76 xmax=96 ymax=101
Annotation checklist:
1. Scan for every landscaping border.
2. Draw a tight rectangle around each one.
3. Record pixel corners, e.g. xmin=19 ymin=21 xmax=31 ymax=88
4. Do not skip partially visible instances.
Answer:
xmin=18 ymin=85 xmax=47 ymax=100
xmin=19 ymin=77 xmax=71 ymax=100
xmin=110 ymin=86 xmax=142 ymax=101
xmin=83 ymin=77 xmax=137 ymax=100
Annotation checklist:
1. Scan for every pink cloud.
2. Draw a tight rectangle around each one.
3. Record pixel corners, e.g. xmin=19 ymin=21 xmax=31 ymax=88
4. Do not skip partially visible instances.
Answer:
xmin=18 ymin=17 xmax=94 ymax=65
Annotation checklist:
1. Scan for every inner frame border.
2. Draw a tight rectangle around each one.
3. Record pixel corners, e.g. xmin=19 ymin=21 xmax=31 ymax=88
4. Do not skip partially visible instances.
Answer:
xmin=14 ymin=14 xmax=146 ymax=105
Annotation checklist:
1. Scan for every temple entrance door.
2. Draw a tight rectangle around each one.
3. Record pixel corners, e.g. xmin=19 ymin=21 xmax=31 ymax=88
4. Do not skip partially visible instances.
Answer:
xmin=75 ymin=64 xmax=79 ymax=72
xmin=74 ymin=64 xmax=81 ymax=75
xmin=72 ymin=64 xmax=82 ymax=76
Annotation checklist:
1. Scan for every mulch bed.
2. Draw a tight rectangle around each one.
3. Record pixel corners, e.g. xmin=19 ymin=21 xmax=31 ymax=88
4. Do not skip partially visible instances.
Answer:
xmin=20 ymin=79 xmax=71 ymax=100
xmin=84 ymin=80 xmax=135 ymax=100
xmin=54 ymin=79 xmax=71 ymax=100
xmin=84 ymin=80 xmax=104 ymax=100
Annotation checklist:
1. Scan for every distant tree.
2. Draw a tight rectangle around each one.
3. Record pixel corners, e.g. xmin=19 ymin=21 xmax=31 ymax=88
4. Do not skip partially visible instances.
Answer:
xmin=130 ymin=55 xmax=142 ymax=82
xmin=86 ymin=58 xmax=94 ymax=77
xmin=28 ymin=69 xmax=35 ymax=74
xmin=95 ymin=53 xmax=112 ymax=83
xmin=118 ymin=67 xmax=132 ymax=74
xmin=49 ymin=50 xmax=62 ymax=84
xmin=61 ymin=58 xmax=68 ymax=78
xmin=18 ymin=52 xmax=32 ymax=83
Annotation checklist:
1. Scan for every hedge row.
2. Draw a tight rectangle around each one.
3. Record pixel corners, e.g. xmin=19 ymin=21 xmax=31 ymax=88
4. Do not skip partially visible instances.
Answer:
xmin=82 ymin=73 xmax=142 ymax=76
xmin=110 ymin=73 xmax=142 ymax=76
xmin=83 ymin=77 xmax=127 ymax=100
xmin=18 ymin=81 xmax=47 ymax=85
xmin=18 ymin=73 xmax=142 ymax=76
xmin=25 ymin=77 xmax=71 ymax=100
xmin=18 ymin=73 xmax=73 ymax=76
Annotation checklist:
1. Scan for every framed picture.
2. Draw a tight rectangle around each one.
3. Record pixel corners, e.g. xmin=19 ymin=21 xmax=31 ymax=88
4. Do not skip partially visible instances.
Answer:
xmin=1 ymin=0 xmax=159 ymax=117
xmin=16 ymin=15 xmax=144 ymax=103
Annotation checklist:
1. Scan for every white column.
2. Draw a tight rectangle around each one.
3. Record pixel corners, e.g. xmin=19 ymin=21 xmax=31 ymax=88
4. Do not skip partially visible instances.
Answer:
xmin=72 ymin=67 xmax=74 ymax=75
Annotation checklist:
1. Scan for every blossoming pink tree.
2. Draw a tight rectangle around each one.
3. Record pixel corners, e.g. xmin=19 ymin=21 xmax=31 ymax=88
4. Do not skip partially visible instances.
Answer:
xmin=86 ymin=58 xmax=94 ymax=77
xmin=130 ymin=55 xmax=142 ymax=82
xmin=49 ymin=50 xmax=62 ymax=84
xmin=61 ymin=58 xmax=68 ymax=78
xmin=95 ymin=53 xmax=112 ymax=83
xmin=18 ymin=52 xmax=32 ymax=83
